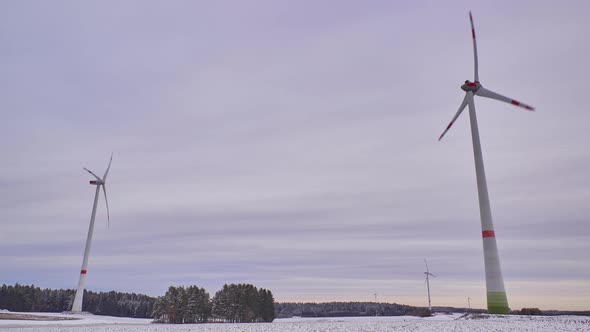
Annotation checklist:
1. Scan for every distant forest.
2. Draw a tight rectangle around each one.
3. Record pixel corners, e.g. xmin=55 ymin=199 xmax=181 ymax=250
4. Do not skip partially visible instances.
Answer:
xmin=0 ymin=284 xmax=155 ymax=318
xmin=2 ymin=284 xmax=428 ymax=320
xmin=275 ymin=302 xmax=431 ymax=318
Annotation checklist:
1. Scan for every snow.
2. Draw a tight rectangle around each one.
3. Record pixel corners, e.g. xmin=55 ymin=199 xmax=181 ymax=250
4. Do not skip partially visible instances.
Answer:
xmin=0 ymin=311 xmax=151 ymax=328
xmin=1 ymin=312 xmax=589 ymax=331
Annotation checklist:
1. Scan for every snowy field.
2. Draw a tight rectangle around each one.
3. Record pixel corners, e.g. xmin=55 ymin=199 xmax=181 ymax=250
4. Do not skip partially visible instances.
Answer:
xmin=1 ymin=312 xmax=589 ymax=332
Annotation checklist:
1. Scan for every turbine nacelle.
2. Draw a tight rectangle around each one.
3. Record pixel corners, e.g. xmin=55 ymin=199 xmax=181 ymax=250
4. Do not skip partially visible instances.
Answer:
xmin=88 ymin=178 xmax=104 ymax=186
xmin=461 ymin=80 xmax=481 ymax=92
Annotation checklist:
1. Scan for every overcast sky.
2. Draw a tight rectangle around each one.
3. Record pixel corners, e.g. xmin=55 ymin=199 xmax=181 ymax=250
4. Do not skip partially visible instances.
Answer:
xmin=1 ymin=0 xmax=589 ymax=311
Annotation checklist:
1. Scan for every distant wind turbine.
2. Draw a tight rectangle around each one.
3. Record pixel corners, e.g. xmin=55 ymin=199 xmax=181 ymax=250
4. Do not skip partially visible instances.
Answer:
xmin=438 ymin=12 xmax=535 ymax=314
xmin=71 ymin=154 xmax=112 ymax=312
xmin=374 ymin=292 xmax=378 ymax=316
xmin=424 ymin=259 xmax=436 ymax=312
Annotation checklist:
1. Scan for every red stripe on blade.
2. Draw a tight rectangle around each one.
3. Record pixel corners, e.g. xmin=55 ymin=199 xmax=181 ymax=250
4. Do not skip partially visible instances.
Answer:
xmin=482 ymin=230 xmax=495 ymax=238
xmin=511 ymin=100 xmax=521 ymax=106
xmin=81 ymin=270 xmax=87 ymax=274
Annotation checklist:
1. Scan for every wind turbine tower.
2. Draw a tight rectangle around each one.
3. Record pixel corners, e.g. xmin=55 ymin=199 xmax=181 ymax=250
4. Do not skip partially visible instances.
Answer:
xmin=71 ymin=155 xmax=112 ymax=312
xmin=424 ymin=259 xmax=436 ymax=312
xmin=438 ymin=12 xmax=534 ymax=314
xmin=374 ymin=292 xmax=378 ymax=316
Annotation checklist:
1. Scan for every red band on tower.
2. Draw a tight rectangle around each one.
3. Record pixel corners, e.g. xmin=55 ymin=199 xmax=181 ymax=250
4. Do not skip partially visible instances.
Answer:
xmin=81 ymin=270 xmax=87 ymax=274
xmin=482 ymin=230 xmax=495 ymax=238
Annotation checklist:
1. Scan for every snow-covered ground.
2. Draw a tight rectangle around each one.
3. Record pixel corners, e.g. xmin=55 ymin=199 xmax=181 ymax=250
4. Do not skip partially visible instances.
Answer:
xmin=1 ymin=312 xmax=589 ymax=331
xmin=0 ymin=312 xmax=151 ymax=329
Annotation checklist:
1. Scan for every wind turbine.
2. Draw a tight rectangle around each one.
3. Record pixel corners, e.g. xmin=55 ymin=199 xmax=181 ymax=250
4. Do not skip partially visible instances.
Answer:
xmin=438 ymin=12 xmax=535 ymax=314
xmin=424 ymin=259 xmax=436 ymax=312
xmin=374 ymin=292 xmax=378 ymax=316
xmin=71 ymin=154 xmax=112 ymax=312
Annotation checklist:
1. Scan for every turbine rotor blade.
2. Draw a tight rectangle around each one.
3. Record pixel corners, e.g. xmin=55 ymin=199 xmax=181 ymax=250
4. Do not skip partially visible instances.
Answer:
xmin=469 ymin=11 xmax=479 ymax=82
xmin=103 ymin=153 xmax=113 ymax=181
xmin=476 ymin=87 xmax=535 ymax=111
xmin=424 ymin=258 xmax=429 ymax=273
xmin=438 ymin=94 xmax=469 ymax=141
xmin=467 ymin=90 xmax=476 ymax=114
xmin=102 ymin=184 xmax=110 ymax=227
xmin=83 ymin=168 xmax=102 ymax=182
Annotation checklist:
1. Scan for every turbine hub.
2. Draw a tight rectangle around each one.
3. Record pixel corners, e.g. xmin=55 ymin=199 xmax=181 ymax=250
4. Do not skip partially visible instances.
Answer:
xmin=461 ymin=80 xmax=481 ymax=92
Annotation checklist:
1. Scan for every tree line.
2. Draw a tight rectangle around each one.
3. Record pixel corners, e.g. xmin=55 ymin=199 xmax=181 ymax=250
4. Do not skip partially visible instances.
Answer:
xmin=275 ymin=301 xmax=431 ymax=318
xmin=0 ymin=284 xmax=155 ymax=318
xmin=153 ymin=283 xmax=275 ymax=323
xmin=3 ymin=283 xmax=451 ymax=321
xmin=1 ymin=283 xmax=275 ymax=323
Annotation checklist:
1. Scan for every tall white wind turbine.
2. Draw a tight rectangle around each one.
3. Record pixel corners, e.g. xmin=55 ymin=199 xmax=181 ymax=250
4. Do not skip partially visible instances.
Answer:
xmin=424 ymin=259 xmax=436 ymax=312
xmin=438 ymin=12 xmax=535 ymax=314
xmin=71 ymin=154 xmax=112 ymax=312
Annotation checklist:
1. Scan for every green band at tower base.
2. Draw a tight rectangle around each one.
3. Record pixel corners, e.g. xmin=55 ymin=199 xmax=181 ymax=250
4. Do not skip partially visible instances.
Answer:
xmin=487 ymin=291 xmax=509 ymax=314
